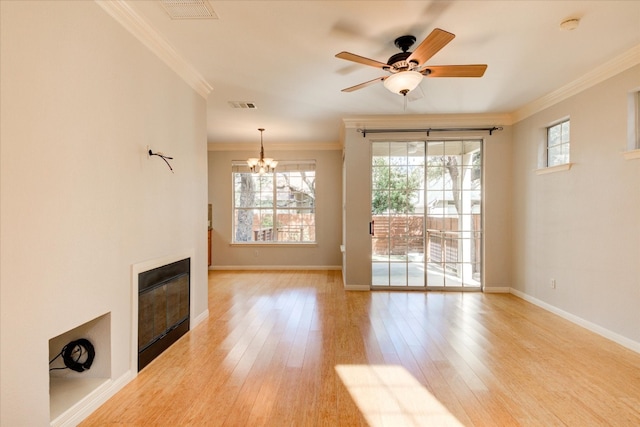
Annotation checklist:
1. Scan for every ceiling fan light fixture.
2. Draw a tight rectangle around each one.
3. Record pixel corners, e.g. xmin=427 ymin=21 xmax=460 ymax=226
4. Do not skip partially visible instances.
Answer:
xmin=383 ymin=71 xmax=423 ymax=96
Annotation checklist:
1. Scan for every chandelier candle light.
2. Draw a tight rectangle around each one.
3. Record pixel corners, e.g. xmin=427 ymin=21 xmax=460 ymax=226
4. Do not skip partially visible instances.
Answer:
xmin=247 ymin=128 xmax=277 ymax=174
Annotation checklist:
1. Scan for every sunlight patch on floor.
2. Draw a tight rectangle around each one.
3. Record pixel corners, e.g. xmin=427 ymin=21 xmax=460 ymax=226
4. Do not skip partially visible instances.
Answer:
xmin=335 ymin=364 xmax=463 ymax=427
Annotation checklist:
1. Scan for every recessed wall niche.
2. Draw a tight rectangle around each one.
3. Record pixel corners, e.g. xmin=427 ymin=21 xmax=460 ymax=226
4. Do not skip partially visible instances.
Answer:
xmin=48 ymin=312 xmax=111 ymax=425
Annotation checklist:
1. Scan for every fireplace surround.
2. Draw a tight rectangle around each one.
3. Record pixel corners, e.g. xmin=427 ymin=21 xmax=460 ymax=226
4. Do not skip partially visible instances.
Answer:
xmin=138 ymin=258 xmax=190 ymax=371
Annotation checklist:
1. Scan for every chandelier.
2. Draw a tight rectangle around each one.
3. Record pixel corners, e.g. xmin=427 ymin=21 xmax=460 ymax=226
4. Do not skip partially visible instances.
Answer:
xmin=247 ymin=128 xmax=277 ymax=174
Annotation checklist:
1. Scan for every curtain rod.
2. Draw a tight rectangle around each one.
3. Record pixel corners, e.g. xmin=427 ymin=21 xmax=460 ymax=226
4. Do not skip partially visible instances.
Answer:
xmin=357 ymin=126 xmax=503 ymax=137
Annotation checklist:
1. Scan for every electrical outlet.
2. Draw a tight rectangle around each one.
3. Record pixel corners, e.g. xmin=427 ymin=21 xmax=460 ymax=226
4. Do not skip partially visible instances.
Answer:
xmin=254 ymin=250 xmax=259 ymax=257
xmin=550 ymin=279 xmax=556 ymax=289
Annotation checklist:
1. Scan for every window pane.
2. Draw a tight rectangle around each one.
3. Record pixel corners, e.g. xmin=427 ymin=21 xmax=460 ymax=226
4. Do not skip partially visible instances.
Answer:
xmin=408 ymin=190 xmax=422 ymax=210
xmin=408 ymin=165 xmax=424 ymax=189
xmin=457 ymin=215 xmax=475 ymax=231
xmin=390 ymin=166 xmax=408 ymax=183
xmin=234 ymin=208 xmax=255 ymax=242
xmin=407 ymin=142 xmax=425 ymax=165
xmin=548 ymin=145 xmax=564 ymax=166
xmin=257 ymin=176 xmax=274 ymax=207
xmin=408 ymin=237 xmax=424 ymax=255
xmin=426 ymin=263 xmax=444 ymax=287
xmin=561 ymin=121 xmax=570 ymax=143
xmin=465 ymin=141 xmax=481 ymax=162
xmin=389 ymin=263 xmax=407 ymax=285
xmin=276 ymin=211 xmax=315 ymax=242
xmin=373 ymin=236 xmax=390 ymax=259
xmin=548 ymin=124 xmax=561 ymax=146
xmin=372 ymin=190 xmax=390 ymax=214
xmin=235 ymin=174 xmax=258 ymax=208
xmin=426 ymin=163 xmax=444 ymax=189
xmin=427 ymin=142 xmax=446 ymax=158
xmin=371 ymin=142 xmax=390 ymax=158
xmin=471 ymin=157 xmax=481 ymax=182
xmin=390 ymin=143 xmax=408 ymax=165
xmin=372 ymin=158 xmax=390 ymax=190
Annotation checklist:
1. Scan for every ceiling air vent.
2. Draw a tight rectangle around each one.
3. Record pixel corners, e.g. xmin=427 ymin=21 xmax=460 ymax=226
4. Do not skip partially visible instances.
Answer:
xmin=228 ymin=101 xmax=257 ymax=109
xmin=160 ymin=0 xmax=218 ymax=20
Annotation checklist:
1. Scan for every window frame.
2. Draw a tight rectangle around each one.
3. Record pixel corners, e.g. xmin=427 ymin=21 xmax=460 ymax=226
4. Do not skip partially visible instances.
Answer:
xmin=632 ymin=90 xmax=640 ymax=150
xmin=231 ymin=160 xmax=317 ymax=245
xmin=546 ymin=118 xmax=570 ymax=168
xmin=624 ymin=89 xmax=640 ymax=160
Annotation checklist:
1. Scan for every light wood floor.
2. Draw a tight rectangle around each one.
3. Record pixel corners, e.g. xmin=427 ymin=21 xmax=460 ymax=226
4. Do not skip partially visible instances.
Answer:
xmin=82 ymin=270 xmax=640 ymax=426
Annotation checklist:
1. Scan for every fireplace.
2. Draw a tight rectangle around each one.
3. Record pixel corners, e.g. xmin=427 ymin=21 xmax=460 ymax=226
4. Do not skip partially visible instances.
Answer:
xmin=138 ymin=258 xmax=190 ymax=371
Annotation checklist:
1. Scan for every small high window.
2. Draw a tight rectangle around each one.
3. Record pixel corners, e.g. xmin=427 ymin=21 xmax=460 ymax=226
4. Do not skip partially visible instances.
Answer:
xmin=631 ymin=90 xmax=640 ymax=150
xmin=547 ymin=119 xmax=570 ymax=167
xmin=623 ymin=90 xmax=640 ymax=160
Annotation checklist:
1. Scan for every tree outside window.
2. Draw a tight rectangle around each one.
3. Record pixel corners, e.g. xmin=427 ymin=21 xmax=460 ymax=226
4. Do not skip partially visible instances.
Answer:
xmin=371 ymin=156 xmax=423 ymax=214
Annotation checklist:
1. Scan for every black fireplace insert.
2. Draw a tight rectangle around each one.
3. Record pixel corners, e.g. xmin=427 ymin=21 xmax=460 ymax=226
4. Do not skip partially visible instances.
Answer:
xmin=138 ymin=258 xmax=190 ymax=371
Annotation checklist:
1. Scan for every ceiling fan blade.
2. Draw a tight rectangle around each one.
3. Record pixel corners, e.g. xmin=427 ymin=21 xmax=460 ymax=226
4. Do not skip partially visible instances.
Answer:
xmin=335 ymin=52 xmax=388 ymax=69
xmin=407 ymin=28 xmax=455 ymax=66
xmin=341 ymin=76 xmax=387 ymax=92
xmin=422 ymin=64 xmax=487 ymax=77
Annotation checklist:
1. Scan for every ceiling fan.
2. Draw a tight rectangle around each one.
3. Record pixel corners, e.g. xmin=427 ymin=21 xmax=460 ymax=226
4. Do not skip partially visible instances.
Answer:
xmin=335 ymin=28 xmax=487 ymax=96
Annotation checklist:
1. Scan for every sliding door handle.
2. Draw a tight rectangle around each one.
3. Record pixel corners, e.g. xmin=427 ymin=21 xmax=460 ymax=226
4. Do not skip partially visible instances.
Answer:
xmin=369 ymin=220 xmax=375 ymax=236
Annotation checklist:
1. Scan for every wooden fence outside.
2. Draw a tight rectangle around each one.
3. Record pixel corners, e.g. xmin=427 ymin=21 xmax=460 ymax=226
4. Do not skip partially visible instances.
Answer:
xmin=372 ymin=215 xmax=481 ymax=274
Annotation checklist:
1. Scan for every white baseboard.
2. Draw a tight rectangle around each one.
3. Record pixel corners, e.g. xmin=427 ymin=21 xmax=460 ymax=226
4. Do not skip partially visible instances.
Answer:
xmin=510 ymin=288 xmax=640 ymax=354
xmin=210 ymin=265 xmax=342 ymax=271
xmin=51 ymin=370 xmax=134 ymax=427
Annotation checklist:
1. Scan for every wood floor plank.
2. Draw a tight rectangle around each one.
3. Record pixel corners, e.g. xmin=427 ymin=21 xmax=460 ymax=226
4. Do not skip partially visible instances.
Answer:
xmin=82 ymin=270 xmax=640 ymax=426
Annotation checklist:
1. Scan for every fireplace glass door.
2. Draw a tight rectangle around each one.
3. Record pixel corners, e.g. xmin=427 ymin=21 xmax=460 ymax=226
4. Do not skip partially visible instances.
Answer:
xmin=138 ymin=258 xmax=190 ymax=370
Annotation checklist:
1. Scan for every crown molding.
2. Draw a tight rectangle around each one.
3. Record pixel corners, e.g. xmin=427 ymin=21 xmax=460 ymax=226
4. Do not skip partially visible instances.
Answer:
xmin=513 ymin=44 xmax=640 ymax=123
xmin=95 ymin=0 xmax=213 ymax=98
xmin=208 ymin=142 xmax=343 ymax=152
xmin=342 ymin=113 xmax=514 ymax=130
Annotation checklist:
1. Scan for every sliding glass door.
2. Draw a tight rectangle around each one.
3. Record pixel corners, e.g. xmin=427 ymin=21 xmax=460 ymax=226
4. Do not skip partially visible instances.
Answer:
xmin=371 ymin=141 xmax=426 ymax=287
xmin=371 ymin=140 xmax=482 ymax=290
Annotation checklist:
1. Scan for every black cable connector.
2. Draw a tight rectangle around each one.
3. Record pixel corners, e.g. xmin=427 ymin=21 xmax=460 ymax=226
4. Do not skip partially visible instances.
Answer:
xmin=149 ymin=149 xmax=174 ymax=173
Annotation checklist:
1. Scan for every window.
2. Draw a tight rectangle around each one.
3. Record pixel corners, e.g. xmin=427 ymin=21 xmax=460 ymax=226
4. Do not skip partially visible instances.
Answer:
xmin=629 ymin=90 xmax=640 ymax=150
xmin=232 ymin=161 xmax=316 ymax=243
xmin=547 ymin=119 xmax=570 ymax=167
xmin=635 ymin=91 xmax=640 ymax=149
xmin=623 ymin=90 xmax=640 ymax=160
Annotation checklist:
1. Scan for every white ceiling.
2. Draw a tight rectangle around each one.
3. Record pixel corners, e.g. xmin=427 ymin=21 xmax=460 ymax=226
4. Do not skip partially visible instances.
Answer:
xmin=127 ymin=1 xmax=640 ymax=146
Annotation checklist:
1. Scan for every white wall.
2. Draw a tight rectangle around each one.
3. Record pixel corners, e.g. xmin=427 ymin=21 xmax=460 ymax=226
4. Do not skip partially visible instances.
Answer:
xmin=0 ymin=1 xmax=209 ymax=424
xmin=207 ymin=149 xmax=343 ymax=268
xmin=512 ymin=65 xmax=640 ymax=347
xmin=342 ymin=126 xmax=374 ymax=288
xmin=484 ymin=126 xmax=514 ymax=291
xmin=342 ymin=120 xmax=513 ymax=290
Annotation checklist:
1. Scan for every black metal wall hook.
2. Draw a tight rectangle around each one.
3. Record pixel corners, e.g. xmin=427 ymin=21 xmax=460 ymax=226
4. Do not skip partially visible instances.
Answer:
xmin=148 ymin=149 xmax=174 ymax=173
